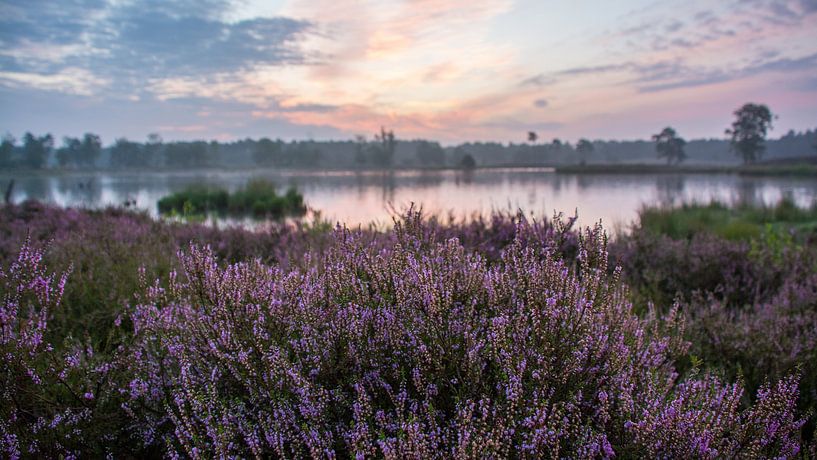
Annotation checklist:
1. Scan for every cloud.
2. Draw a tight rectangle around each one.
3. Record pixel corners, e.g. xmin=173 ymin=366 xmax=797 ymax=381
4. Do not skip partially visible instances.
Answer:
xmin=0 ymin=0 xmax=314 ymax=94
xmin=533 ymin=99 xmax=548 ymax=108
xmin=0 ymin=67 xmax=109 ymax=96
xmin=636 ymin=52 xmax=817 ymax=92
xmin=519 ymin=74 xmax=550 ymax=87
xmin=802 ymin=0 xmax=817 ymax=12
xmin=111 ymin=14 xmax=311 ymax=76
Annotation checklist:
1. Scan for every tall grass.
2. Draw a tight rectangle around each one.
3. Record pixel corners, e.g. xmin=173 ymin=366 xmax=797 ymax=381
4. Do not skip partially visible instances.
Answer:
xmin=637 ymin=197 xmax=817 ymax=240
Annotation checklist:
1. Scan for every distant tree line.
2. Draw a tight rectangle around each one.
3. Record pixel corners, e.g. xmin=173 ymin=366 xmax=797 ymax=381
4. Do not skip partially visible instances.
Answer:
xmin=1 ymin=104 xmax=814 ymax=171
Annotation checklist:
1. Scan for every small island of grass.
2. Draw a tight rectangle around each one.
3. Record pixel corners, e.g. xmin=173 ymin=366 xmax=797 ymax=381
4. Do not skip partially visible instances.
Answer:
xmin=157 ymin=179 xmax=306 ymax=219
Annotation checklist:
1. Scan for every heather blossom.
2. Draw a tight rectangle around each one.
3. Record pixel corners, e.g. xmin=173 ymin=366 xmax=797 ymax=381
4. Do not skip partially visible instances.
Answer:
xmin=119 ymin=218 xmax=804 ymax=457
xmin=0 ymin=203 xmax=812 ymax=457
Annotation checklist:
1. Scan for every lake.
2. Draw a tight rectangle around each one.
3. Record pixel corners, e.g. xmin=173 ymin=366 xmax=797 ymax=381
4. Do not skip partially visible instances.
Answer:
xmin=2 ymin=168 xmax=816 ymax=231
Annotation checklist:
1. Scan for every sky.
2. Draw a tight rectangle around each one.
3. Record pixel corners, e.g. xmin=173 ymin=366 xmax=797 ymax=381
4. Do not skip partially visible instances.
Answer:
xmin=0 ymin=0 xmax=816 ymax=145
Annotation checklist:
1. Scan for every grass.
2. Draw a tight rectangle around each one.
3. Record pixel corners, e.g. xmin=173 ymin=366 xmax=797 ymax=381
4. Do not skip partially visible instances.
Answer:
xmin=738 ymin=163 xmax=817 ymax=176
xmin=157 ymin=179 xmax=306 ymax=219
xmin=554 ymin=162 xmax=817 ymax=176
xmin=637 ymin=197 xmax=817 ymax=240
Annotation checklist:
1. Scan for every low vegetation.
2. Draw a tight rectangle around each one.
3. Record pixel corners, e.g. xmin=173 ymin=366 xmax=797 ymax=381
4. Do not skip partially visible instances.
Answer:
xmin=157 ymin=179 xmax=306 ymax=219
xmin=637 ymin=197 xmax=817 ymax=241
xmin=0 ymin=200 xmax=815 ymax=457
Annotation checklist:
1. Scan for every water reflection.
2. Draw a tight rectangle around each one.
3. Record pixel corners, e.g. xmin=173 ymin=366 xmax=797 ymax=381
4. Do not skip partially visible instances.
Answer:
xmin=1 ymin=168 xmax=815 ymax=230
xmin=656 ymin=175 xmax=685 ymax=207
xmin=736 ymin=178 xmax=759 ymax=206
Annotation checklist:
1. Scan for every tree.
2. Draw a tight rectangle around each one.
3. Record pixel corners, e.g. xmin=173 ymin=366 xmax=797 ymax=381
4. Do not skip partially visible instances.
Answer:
xmin=22 ymin=133 xmax=53 ymax=169
xmin=143 ymin=133 xmax=163 ymax=168
xmin=57 ymin=136 xmax=82 ymax=168
xmin=652 ymin=127 xmax=687 ymax=165
xmin=287 ymin=141 xmax=323 ymax=167
xmin=110 ymin=138 xmax=144 ymax=168
xmin=373 ymin=127 xmax=396 ymax=168
xmin=78 ymin=133 xmax=101 ymax=168
xmin=353 ymin=135 xmax=368 ymax=166
xmin=527 ymin=131 xmax=538 ymax=143
xmin=460 ymin=153 xmax=476 ymax=170
xmin=725 ymin=103 xmax=774 ymax=164
xmin=812 ymin=129 xmax=817 ymax=153
xmin=416 ymin=141 xmax=445 ymax=167
xmin=165 ymin=141 xmax=209 ymax=168
xmin=253 ymin=138 xmax=284 ymax=167
xmin=0 ymin=134 xmax=15 ymax=168
xmin=576 ymin=138 xmax=594 ymax=165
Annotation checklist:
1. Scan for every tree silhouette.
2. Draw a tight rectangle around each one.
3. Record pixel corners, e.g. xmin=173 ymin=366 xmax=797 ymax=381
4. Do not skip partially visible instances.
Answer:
xmin=460 ymin=153 xmax=476 ymax=170
xmin=373 ymin=127 xmax=396 ymax=168
xmin=576 ymin=138 xmax=593 ymax=165
xmin=79 ymin=133 xmax=101 ymax=168
xmin=725 ymin=103 xmax=774 ymax=164
xmin=353 ymin=135 xmax=368 ymax=166
xmin=253 ymin=138 xmax=284 ymax=167
xmin=0 ymin=134 xmax=15 ymax=168
xmin=57 ymin=136 xmax=81 ymax=168
xmin=416 ymin=140 xmax=445 ymax=167
xmin=22 ymin=133 xmax=53 ymax=169
xmin=652 ymin=127 xmax=687 ymax=165
xmin=142 ymin=133 xmax=163 ymax=168
xmin=110 ymin=138 xmax=145 ymax=168
xmin=527 ymin=131 xmax=538 ymax=143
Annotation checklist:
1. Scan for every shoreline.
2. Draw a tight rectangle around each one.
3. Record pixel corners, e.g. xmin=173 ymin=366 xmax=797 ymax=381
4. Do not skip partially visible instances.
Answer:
xmin=2 ymin=162 xmax=815 ymax=177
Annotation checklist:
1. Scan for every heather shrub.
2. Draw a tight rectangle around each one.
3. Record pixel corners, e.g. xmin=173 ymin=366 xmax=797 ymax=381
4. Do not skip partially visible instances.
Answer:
xmin=0 ymin=201 xmax=813 ymax=456
xmin=0 ymin=240 xmax=131 ymax=457
xmin=119 ymin=220 xmax=803 ymax=457
xmin=683 ymin=272 xmax=817 ymax=436
xmin=614 ymin=202 xmax=817 ymax=446
xmin=611 ymin=231 xmax=774 ymax=309
xmin=0 ymin=201 xmax=328 ymax=351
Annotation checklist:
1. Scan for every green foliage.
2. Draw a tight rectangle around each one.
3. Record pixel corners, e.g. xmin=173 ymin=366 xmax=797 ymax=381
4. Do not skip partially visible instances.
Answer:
xmin=637 ymin=198 xmax=817 ymax=241
xmin=157 ymin=186 xmax=229 ymax=216
xmin=157 ymin=179 xmax=306 ymax=219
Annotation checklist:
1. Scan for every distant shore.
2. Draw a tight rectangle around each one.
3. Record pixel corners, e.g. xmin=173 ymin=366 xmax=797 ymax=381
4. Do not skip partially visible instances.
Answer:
xmin=2 ymin=161 xmax=816 ymax=177
xmin=554 ymin=162 xmax=817 ymax=176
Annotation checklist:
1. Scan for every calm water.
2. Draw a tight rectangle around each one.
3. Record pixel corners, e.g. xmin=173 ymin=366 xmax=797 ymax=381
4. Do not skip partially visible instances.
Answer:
xmin=2 ymin=168 xmax=816 ymax=231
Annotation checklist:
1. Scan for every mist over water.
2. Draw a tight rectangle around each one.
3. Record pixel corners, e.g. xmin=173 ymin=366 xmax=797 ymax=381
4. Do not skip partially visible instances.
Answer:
xmin=4 ymin=168 xmax=816 ymax=230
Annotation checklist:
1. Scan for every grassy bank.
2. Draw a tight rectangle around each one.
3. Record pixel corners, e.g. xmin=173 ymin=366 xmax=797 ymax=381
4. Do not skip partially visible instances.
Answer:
xmin=637 ymin=197 xmax=817 ymax=241
xmin=555 ymin=162 xmax=817 ymax=176
xmin=739 ymin=163 xmax=817 ymax=176
xmin=555 ymin=163 xmax=734 ymax=174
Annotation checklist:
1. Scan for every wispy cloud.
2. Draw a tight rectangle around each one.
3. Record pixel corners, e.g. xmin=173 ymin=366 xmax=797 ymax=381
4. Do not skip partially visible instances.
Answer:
xmin=0 ymin=0 xmax=815 ymax=143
